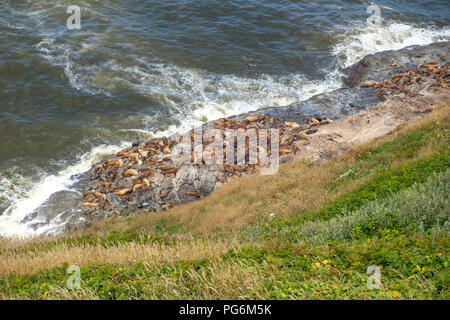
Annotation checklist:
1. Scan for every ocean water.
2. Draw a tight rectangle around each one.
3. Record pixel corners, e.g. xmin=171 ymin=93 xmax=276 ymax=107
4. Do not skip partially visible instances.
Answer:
xmin=0 ymin=0 xmax=449 ymax=236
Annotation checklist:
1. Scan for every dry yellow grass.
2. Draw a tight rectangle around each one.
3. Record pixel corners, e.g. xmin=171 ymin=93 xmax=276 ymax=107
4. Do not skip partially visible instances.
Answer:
xmin=139 ymin=258 xmax=278 ymax=299
xmin=0 ymin=255 xmax=278 ymax=300
xmin=83 ymin=158 xmax=334 ymax=237
xmin=0 ymin=238 xmax=235 ymax=276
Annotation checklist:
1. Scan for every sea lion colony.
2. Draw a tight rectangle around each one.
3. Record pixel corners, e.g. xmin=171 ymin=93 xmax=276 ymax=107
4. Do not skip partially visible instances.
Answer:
xmin=82 ymin=113 xmax=334 ymax=213
xmin=361 ymin=61 xmax=449 ymax=100
xmin=81 ymin=60 xmax=448 ymax=216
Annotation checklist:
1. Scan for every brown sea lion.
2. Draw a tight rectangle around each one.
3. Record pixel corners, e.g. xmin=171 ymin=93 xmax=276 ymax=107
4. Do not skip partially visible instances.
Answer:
xmin=285 ymin=121 xmax=300 ymax=128
xmin=320 ymin=118 xmax=333 ymax=124
xmin=82 ymin=201 xmax=99 ymax=207
xmin=162 ymin=167 xmax=180 ymax=175
xmin=140 ymin=169 xmax=155 ymax=178
xmin=92 ymin=190 xmax=106 ymax=200
xmin=244 ymin=116 xmax=259 ymax=122
xmin=185 ymin=191 xmax=201 ymax=198
xmin=132 ymin=184 xmax=144 ymax=192
xmin=115 ymin=188 xmax=132 ymax=196
xmin=158 ymin=192 xmax=169 ymax=200
xmin=124 ymin=169 xmax=139 ymax=176
xmin=142 ymin=178 xmax=150 ymax=187
xmin=298 ymin=133 xmax=309 ymax=140
xmin=308 ymin=118 xmax=320 ymax=127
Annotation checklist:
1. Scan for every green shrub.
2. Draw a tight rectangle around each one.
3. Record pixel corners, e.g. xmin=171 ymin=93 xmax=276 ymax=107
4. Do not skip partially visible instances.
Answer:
xmin=299 ymin=170 xmax=450 ymax=244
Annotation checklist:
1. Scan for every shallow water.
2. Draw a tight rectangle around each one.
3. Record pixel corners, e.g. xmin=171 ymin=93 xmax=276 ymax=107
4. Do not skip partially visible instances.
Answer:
xmin=0 ymin=0 xmax=449 ymax=235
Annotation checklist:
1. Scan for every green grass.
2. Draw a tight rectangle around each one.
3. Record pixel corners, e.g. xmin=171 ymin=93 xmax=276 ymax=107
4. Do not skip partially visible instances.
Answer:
xmin=2 ymin=232 xmax=448 ymax=299
xmin=328 ymin=119 xmax=449 ymax=189
xmin=240 ymin=151 xmax=449 ymax=244
xmin=299 ymin=170 xmax=449 ymax=244
xmin=319 ymin=151 xmax=449 ymax=221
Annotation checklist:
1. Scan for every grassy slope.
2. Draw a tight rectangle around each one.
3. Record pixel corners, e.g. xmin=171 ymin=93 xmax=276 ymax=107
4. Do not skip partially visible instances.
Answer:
xmin=0 ymin=105 xmax=449 ymax=300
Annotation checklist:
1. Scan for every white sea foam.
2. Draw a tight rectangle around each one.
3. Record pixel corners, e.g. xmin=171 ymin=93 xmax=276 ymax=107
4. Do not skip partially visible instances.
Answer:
xmin=333 ymin=22 xmax=450 ymax=67
xmin=0 ymin=143 xmax=129 ymax=237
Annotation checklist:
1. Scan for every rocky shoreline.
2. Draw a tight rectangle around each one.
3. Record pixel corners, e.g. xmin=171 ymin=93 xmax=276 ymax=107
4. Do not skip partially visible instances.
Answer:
xmin=20 ymin=42 xmax=450 ymax=234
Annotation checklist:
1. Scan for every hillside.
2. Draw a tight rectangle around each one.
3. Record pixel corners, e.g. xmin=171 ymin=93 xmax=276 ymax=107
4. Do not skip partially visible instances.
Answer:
xmin=0 ymin=102 xmax=448 ymax=299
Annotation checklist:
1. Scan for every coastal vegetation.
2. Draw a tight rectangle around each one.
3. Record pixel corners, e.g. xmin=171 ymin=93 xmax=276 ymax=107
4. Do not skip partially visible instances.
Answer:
xmin=0 ymin=103 xmax=448 ymax=300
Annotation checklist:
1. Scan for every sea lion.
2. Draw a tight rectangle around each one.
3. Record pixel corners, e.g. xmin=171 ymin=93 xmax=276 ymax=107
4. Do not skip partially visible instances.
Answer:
xmin=142 ymin=178 xmax=150 ymax=187
xmin=143 ymin=145 xmax=157 ymax=152
xmin=244 ymin=116 xmax=259 ymax=122
xmin=132 ymin=184 xmax=144 ymax=192
xmin=138 ymin=149 xmax=149 ymax=158
xmin=392 ymin=72 xmax=409 ymax=80
xmin=155 ymin=161 xmax=167 ymax=167
xmin=377 ymin=89 xmax=386 ymax=100
xmin=162 ymin=167 xmax=180 ymax=175
xmin=224 ymin=164 xmax=245 ymax=173
xmin=308 ymin=118 xmax=320 ymax=127
xmin=280 ymin=146 xmax=293 ymax=155
xmin=94 ymin=164 xmax=104 ymax=174
xmin=120 ymin=195 xmax=132 ymax=202
xmin=124 ymin=161 xmax=134 ymax=170
xmin=124 ymin=169 xmax=139 ymax=176
xmin=115 ymin=188 xmax=132 ymax=196
xmin=103 ymin=186 xmax=119 ymax=193
xmin=82 ymin=201 xmax=99 ymax=207
xmin=320 ymin=118 xmax=333 ymax=124
xmin=128 ymin=153 xmax=140 ymax=162
xmin=158 ymin=192 xmax=169 ymax=200
xmin=285 ymin=121 xmax=300 ymax=128
xmin=286 ymin=136 xmax=294 ymax=145
xmin=298 ymin=133 xmax=309 ymax=140
xmin=92 ymin=190 xmax=106 ymax=200
xmin=96 ymin=181 xmax=110 ymax=189
xmin=361 ymin=81 xmax=379 ymax=87
xmin=185 ymin=191 xmax=201 ymax=198
xmin=140 ymin=169 xmax=155 ymax=178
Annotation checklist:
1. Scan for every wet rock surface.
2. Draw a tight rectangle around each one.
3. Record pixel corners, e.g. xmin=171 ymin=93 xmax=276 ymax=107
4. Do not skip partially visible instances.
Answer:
xmin=22 ymin=42 xmax=449 ymax=233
